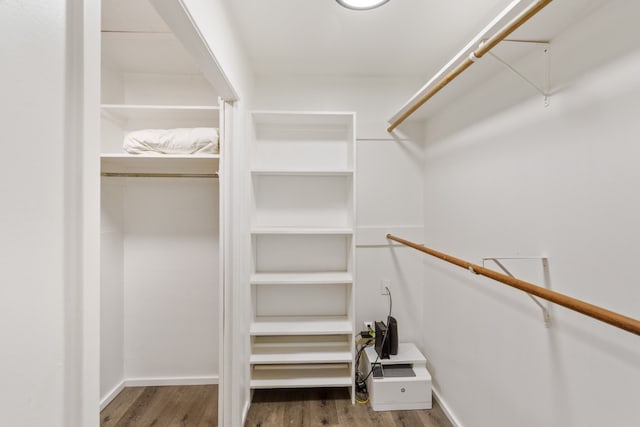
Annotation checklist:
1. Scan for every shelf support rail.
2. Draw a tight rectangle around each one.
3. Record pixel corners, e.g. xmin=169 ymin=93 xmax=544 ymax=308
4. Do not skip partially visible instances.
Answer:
xmin=482 ymin=257 xmax=551 ymax=327
xmin=386 ymin=234 xmax=640 ymax=336
xmin=387 ymin=0 xmax=554 ymax=132
xmin=101 ymin=172 xmax=219 ymax=178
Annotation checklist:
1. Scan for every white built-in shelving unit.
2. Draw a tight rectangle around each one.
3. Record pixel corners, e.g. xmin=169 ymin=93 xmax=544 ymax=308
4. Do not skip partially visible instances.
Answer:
xmin=248 ymin=111 xmax=356 ymax=399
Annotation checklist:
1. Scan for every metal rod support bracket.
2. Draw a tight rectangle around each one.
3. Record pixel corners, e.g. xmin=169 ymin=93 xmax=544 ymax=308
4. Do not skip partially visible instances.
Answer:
xmin=488 ymin=39 xmax=551 ymax=106
xmin=482 ymin=256 xmax=552 ymax=327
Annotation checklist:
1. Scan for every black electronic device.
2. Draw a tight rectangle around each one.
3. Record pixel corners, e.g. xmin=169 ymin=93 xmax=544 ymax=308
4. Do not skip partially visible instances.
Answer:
xmin=375 ymin=321 xmax=390 ymax=359
xmin=387 ymin=316 xmax=398 ymax=355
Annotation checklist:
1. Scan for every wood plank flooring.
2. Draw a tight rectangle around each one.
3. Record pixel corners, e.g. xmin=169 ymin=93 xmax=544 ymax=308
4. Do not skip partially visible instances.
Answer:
xmin=244 ymin=388 xmax=453 ymax=427
xmin=101 ymin=385 xmax=453 ymax=427
xmin=100 ymin=385 xmax=218 ymax=426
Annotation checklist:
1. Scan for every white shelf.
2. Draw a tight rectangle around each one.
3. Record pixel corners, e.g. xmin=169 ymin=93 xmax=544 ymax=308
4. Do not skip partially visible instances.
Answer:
xmin=250 ymin=365 xmax=352 ymax=389
xmin=251 ymin=110 xmax=355 ymax=125
xmin=250 ymin=350 xmax=351 ymax=365
xmin=364 ymin=343 xmax=427 ymax=367
xmin=251 ymin=336 xmax=352 ymax=364
xmin=102 ymin=153 xmax=219 ymax=159
xmin=250 ymin=316 xmax=352 ymax=336
xmin=251 ymin=170 xmax=353 ymax=176
xmin=252 ymin=335 xmax=349 ymax=349
xmin=250 ymin=272 xmax=353 ymax=285
xmin=251 ymin=227 xmax=353 ymax=235
xmin=101 ymin=104 xmax=219 ymax=123
xmin=101 ymin=153 xmax=219 ymax=175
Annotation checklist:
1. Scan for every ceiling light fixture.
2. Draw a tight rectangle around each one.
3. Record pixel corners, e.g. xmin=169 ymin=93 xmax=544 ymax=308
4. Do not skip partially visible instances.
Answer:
xmin=336 ymin=0 xmax=390 ymax=10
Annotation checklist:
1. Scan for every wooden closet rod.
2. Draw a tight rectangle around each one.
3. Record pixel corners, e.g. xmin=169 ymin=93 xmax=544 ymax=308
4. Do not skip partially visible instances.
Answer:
xmin=101 ymin=172 xmax=219 ymax=178
xmin=386 ymin=234 xmax=640 ymax=336
xmin=387 ymin=0 xmax=553 ymax=133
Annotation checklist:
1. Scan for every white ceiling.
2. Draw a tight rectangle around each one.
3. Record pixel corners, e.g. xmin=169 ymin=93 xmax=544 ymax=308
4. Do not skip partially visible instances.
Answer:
xmin=100 ymin=0 xmax=610 ymax=116
xmin=224 ymin=0 xmax=524 ymax=77
xmin=223 ymin=0 xmax=607 ymax=78
xmin=101 ymin=0 xmax=609 ymax=80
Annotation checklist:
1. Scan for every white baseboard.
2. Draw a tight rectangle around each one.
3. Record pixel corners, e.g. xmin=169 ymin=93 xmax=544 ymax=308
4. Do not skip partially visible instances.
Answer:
xmin=100 ymin=375 xmax=219 ymax=411
xmin=100 ymin=381 xmax=126 ymax=411
xmin=124 ymin=375 xmax=219 ymax=387
xmin=242 ymin=398 xmax=251 ymax=426
xmin=432 ymin=387 xmax=464 ymax=427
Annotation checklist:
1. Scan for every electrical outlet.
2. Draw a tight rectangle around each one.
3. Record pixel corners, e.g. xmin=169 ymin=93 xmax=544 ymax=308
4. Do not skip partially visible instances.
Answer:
xmin=364 ymin=321 xmax=374 ymax=331
xmin=381 ymin=279 xmax=391 ymax=295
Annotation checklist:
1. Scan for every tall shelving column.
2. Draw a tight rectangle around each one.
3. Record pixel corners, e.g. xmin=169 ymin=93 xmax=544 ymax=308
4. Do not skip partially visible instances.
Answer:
xmin=249 ymin=111 xmax=356 ymax=400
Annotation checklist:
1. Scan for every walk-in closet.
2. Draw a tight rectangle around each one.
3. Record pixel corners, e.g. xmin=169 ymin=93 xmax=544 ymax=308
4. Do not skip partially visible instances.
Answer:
xmin=5 ymin=1 xmax=640 ymax=427
xmin=99 ymin=0 xmax=222 ymax=423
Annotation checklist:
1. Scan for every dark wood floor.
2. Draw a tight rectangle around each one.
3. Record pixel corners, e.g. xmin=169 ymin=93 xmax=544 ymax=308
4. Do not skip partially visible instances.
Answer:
xmin=101 ymin=385 xmax=452 ymax=427
xmin=100 ymin=385 xmax=218 ymax=426
xmin=245 ymin=388 xmax=453 ymax=427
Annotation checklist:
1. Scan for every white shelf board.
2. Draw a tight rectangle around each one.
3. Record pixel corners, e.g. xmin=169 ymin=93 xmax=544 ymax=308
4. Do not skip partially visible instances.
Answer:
xmin=364 ymin=343 xmax=427 ymax=366
xmin=250 ymin=316 xmax=352 ymax=336
xmin=101 ymin=104 xmax=219 ymax=122
xmin=101 ymin=153 xmax=219 ymax=175
xmin=102 ymin=153 xmax=219 ymax=159
xmin=250 ymin=272 xmax=353 ymax=285
xmin=251 ymin=110 xmax=355 ymax=125
xmin=251 ymin=170 xmax=353 ymax=176
xmin=252 ymin=335 xmax=349 ymax=349
xmin=250 ymin=366 xmax=352 ymax=389
xmin=251 ymin=227 xmax=353 ymax=235
xmin=250 ymin=350 xmax=352 ymax=365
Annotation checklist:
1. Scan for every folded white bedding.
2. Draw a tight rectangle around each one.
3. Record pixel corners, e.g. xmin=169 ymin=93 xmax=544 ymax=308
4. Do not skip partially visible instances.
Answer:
xmin=123 ymin=128 xmax=219 ymax=155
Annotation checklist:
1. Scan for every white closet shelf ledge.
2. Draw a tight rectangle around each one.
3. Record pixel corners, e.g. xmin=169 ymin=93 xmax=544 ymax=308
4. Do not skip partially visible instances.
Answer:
xmin=251 ymin=170 xmax=353 ymax=176
xmin=101 ymin=153 xmax=219 ymax=176
xmin=250 ymin=317 xmax=352 ymax=336
xmin=101 ymin=153 xmax=219 ymax=159
xmin=251 ymin=227 xmax=353 ymax=235
xmin=250 ymin=366 xmax=352 ymax=389
xmin=250 ymin=272 xmax=353 ymax=285
xmin=250 ymin=350 xmax=352 ymax=365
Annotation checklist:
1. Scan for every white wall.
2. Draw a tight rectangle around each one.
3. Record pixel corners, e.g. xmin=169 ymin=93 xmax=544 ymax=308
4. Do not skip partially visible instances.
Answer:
xmin=100 ymin=178 xmax=219 ymax=399
xmin=0 ymin=0 xmax=100 ymax=425
xmin=123 ymin=180 xmax=219 ymax=381
xmin=0 ymin=1 xmax=66 ymax=423
xmin=100 ymin=183 xmax=125 ymax=401
xmin=122 ymin=73 xmax=217 ymax=106
xmin=421 ymin=2 xmax=640 ymax=426
xmin=254 ymin=75 xmax=427 ymax=348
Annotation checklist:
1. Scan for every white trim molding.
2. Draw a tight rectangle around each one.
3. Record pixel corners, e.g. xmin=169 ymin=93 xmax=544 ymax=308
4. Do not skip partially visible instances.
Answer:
xmin=432 ymin=387 xmax=464 ymax=427
xmin=99 ymin=376 xmax=220 ymax=410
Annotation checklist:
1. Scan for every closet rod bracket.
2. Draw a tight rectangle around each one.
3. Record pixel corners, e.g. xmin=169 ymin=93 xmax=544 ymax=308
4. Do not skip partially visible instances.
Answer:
xmin=482 ymin=256 xmax=552 ymax=328
xmin=487 ymin=40 xmax=551 ymax=107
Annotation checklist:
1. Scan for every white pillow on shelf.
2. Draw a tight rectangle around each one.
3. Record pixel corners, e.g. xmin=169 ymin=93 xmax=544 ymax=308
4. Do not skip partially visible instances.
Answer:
xmin=123 ymin=127 xmax=219 ymax=155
